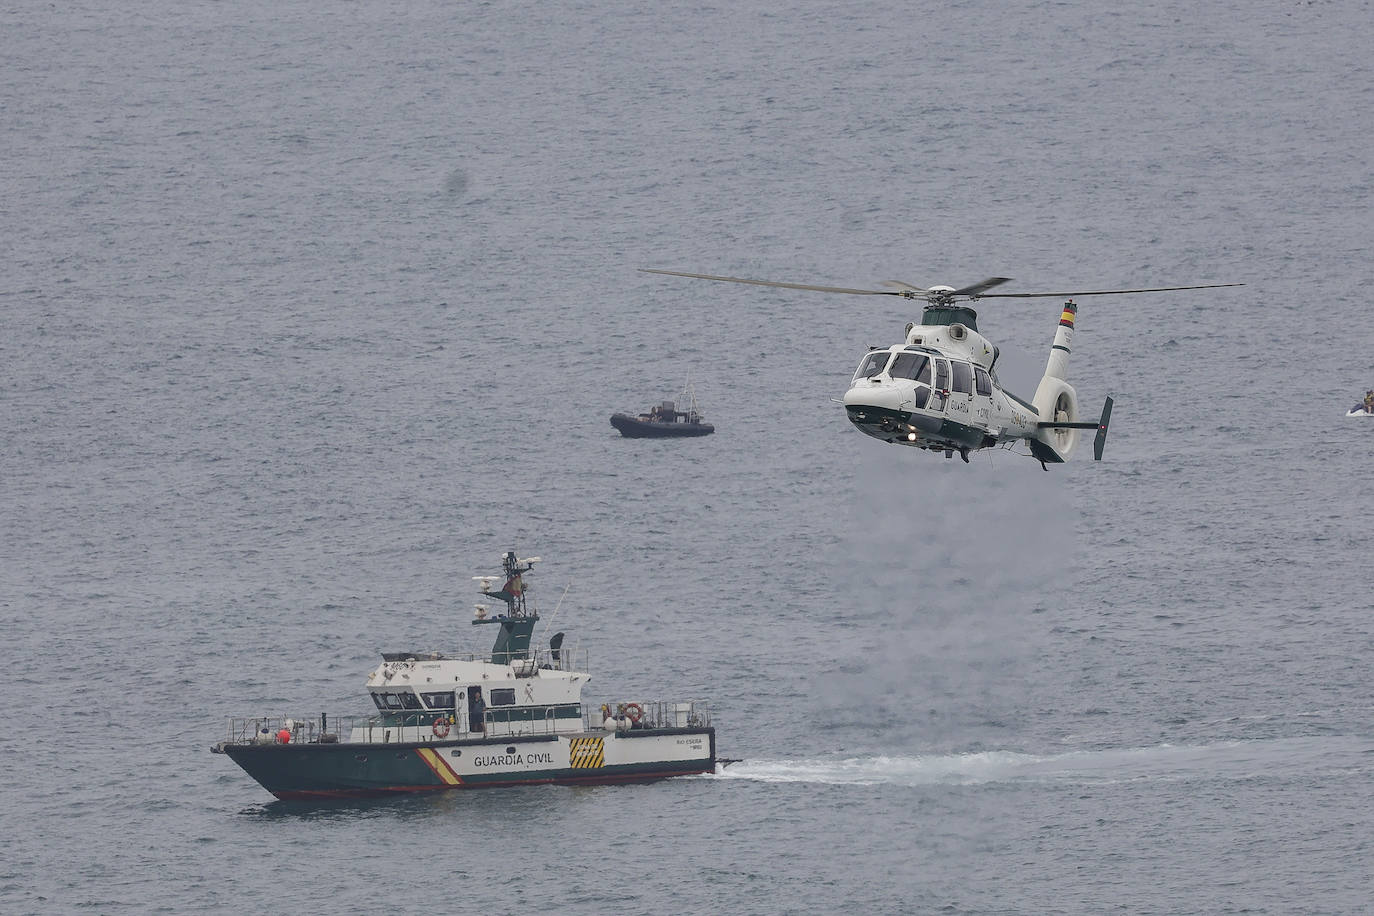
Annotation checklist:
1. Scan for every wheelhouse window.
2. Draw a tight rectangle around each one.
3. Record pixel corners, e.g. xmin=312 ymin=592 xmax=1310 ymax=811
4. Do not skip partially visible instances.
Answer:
xmin=888 ymin=353 xmax=929 ymax=381
xmin=422 ymin=691 xmax=456 ymax=710
xmin=489 ymin=688 xmax=517 ymax=706
xmin=950 ymin=361 xmax=972 ymax=394
xmin=854 ymin=351 xmax=891 ymax=380
xmin=381 ymin=693 xmax=402 ymax=710
xmin=371 ymin=694 xmax=386 ymax=711
xmin=974 ymin=367 xmax=992 ymax=396
xmin=400 ymin=692 xmax=423 ymax=710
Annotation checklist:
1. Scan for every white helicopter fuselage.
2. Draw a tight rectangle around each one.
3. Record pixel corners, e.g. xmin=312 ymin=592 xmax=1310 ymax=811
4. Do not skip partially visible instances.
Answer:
xmin=841 ymin=303 xmax=1081 ymax=462
xmin=638 ymin=268 xmax=1242 ymax=468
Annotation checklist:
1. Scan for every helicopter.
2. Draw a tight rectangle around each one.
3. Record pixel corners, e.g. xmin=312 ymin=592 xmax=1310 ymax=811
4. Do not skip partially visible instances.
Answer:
xmin=641 ymin=269 xmax=1242 ymax=468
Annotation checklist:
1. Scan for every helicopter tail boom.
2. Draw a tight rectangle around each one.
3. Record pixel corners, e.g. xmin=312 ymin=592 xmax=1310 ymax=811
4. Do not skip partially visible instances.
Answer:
xmin=1043 ymin=299 xmax=1076 ymax=381
xmin=1029 ymin=300 xmax=1082 ymax=460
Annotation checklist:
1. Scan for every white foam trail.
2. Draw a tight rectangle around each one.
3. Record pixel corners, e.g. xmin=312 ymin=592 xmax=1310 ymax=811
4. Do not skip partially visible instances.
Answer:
xmin=720 ymin=736 xmax=1374 ymax=787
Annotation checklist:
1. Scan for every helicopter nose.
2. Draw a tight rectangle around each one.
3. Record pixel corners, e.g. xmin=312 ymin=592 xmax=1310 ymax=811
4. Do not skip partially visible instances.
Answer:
xmin=842 ymin=383 xmax=904 ymax=412
xmin=842 ymin=382 xmax=913 ymax=439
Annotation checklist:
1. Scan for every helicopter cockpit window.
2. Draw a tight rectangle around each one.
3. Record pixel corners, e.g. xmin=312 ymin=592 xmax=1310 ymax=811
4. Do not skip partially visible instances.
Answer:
xmin=950 ymin=361 xmax=972 ymax=394
xmin=934 ymin=359 xmax=949 ymax=391
xmin=888 ymin=353 xmax=929 ymax=381
xmin=854 ymin=351 xmax=892 ymax=380
xmin=974 ymin=367 xmax=992 ymax=396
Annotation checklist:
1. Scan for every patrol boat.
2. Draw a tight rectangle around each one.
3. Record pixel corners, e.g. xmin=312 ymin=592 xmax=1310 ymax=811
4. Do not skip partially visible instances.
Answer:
xmin=212 ymin=550 xmax=716 ymax=799
xmin=610 ymin=379 xmax=714 ymax=438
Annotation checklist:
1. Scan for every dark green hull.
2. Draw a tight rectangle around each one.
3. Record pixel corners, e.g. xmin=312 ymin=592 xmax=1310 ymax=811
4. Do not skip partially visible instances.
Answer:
xmin=215 ymin=729 xmax=716 ymax=800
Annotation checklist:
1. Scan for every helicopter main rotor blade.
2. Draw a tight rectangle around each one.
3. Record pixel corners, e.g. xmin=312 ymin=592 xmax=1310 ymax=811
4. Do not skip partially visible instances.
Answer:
xmin=951 ymin=277 xmax=1014 ymax=297
xmin=978 ymin=282 xmax=1244 ymax=298
xmin=881 ymin=280 xmax=930 ymax=293
xmin=641 ymin=268 xmax=900 ymax=297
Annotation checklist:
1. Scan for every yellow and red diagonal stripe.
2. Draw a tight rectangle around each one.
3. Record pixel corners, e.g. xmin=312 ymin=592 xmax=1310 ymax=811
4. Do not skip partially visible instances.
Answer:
xmin=416 ymin=747 xmax=463 ymax=785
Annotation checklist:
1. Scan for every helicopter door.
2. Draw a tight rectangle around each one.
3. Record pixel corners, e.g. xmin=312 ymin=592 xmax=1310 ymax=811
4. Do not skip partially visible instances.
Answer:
xmin=973 ymin=367 xmax=994 ymax=423
xmin=948 ymin=361 xmax=974 ymax=420
xmin=930 ymin=359 xmax=949 ymax=412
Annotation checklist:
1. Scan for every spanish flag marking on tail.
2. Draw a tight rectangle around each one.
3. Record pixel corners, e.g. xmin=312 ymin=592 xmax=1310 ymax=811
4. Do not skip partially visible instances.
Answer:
xmin=569 ymin=737 xmax=605 ymax=769
xmin=1059 ymin=300 xmax=1078 ymax=328
xmin=416 ymin=747 xmax=463 ymax=786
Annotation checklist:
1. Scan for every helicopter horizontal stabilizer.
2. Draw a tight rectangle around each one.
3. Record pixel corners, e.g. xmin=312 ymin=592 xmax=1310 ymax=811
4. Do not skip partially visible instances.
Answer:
xmin=1035 ymin=396 xmax=1113 ymax=460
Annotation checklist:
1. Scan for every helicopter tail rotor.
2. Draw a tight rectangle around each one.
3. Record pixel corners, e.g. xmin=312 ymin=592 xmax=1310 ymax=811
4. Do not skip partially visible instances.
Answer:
xmin=1092 ymin=396 xmax=1113 ymax=460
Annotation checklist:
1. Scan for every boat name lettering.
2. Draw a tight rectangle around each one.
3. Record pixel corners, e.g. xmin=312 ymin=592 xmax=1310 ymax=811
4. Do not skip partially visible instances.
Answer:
xmin=473 ymin=751 xmax=556 ymax=767
xmin=676 ymin=737 xmax=704 ymax=746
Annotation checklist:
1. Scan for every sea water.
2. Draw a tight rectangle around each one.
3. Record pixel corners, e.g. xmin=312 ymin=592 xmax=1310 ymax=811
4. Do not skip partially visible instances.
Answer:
xmin=4 ymin=1 xmax=1373 ymax=912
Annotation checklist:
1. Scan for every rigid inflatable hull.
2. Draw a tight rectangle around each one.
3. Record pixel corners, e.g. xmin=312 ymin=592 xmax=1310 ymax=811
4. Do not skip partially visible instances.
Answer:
xmin=610 ymin=414 xmax=714 ymax=438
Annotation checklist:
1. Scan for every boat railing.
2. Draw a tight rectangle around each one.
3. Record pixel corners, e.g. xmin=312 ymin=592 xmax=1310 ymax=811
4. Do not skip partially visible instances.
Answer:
xmin=221 ymin=713 xmax=452 ymax=747
xmin=584 ymin=700 xmax=711 ymax=730
xmin=221 ymin=700 xmax=712 ymax=747
xmin=222 ymin=714 xmax=351 ymax=746
xmin=380 ymin=646 xmax=588 ymax=674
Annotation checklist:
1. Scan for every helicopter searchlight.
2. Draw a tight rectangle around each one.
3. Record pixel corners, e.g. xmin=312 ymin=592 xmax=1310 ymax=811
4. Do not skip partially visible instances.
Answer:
xmin=642 ymin=269 xmax=1242 ymax=469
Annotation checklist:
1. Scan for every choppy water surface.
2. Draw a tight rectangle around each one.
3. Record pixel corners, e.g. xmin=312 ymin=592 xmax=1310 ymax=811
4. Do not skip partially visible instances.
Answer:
xmin=4 ymin=1 xmax=1374 ymax=912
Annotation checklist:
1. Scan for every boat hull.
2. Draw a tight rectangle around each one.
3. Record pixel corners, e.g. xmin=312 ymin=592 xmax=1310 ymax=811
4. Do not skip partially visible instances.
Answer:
xmin=610 ymin=414 xmax=714 ymax=438
xmin=215 ymin=727 xmax=716 ymax=800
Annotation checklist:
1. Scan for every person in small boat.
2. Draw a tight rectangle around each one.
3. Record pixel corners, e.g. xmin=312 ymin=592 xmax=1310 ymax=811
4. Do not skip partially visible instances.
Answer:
xmin=1364 ymin=391 xmax=1374 ymax=414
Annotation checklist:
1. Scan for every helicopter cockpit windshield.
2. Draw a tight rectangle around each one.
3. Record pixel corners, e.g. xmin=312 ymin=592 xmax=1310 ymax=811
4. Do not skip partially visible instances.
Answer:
xmin=888 ymin=352 xmax=931 ymax=384
xmin=854 ymin=351 xmax=891 ymax=380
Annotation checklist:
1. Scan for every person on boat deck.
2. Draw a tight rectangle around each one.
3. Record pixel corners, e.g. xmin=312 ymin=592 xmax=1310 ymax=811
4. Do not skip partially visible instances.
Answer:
xmin=1364 ymin=391 xmax=1373 ymax=413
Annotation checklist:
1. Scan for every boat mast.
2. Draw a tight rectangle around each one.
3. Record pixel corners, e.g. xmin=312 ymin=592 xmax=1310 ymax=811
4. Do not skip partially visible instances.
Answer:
xmin=473 ymin=550 xmax=540 ymax=664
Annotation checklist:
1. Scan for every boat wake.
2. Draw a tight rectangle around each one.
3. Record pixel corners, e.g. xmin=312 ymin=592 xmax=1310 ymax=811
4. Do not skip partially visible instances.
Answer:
xmin=718 ymin=735 xmax=1374 ymax=787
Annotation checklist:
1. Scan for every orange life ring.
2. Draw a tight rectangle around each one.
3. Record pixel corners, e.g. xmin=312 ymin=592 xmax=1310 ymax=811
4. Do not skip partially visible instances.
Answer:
xmin=432 ymin=717 xmax=451 ymax=738
xmin=623 ymin=703 xmax=644 ymax=724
